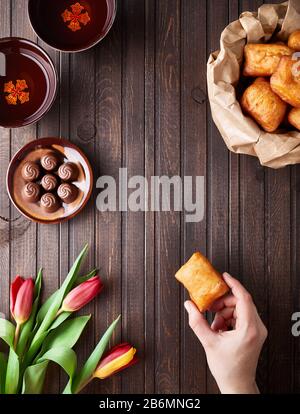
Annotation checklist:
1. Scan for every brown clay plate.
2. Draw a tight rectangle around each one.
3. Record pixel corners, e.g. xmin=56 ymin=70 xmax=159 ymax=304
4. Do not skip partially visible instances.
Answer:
xmin=6 ymin=137 xmax=93 ymax=224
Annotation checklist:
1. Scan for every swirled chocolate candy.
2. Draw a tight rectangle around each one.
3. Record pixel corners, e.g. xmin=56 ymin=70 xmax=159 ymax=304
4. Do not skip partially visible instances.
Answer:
xmin=58 ymin=162 xmax=78 ymax=182
xmin=41 ymin=174 xmax=58 ymax=191
xmin=21 ymin=161 xmax=40 ymax=181
xmin=40 ymin=152 xmax=59 ymax=171
xmin=57 ymin=183 xmax=78 ymax=204
xmin=22 ymin=182 xmax=41 ymax=203
xmin=40 ymin=193 xmax=60 ymax=213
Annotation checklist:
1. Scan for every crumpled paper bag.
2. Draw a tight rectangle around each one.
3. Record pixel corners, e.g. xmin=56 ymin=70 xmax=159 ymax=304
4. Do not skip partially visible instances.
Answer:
xmin=207 ymin=0 xmax=300 ymax=168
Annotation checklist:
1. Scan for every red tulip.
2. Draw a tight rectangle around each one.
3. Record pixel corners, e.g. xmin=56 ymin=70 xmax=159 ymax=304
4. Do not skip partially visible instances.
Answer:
xmin=94 ymin=343 xmax=137 ymax=379
xmin=10 ymin=276 xmax=34 ymax=325
xmin=61 ymin=276 xmax=103 ymax=312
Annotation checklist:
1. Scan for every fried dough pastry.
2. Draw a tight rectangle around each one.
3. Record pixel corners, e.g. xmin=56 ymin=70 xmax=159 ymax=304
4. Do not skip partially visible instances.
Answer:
xmin=288 ymin=108 xmax=300 ymax=130
xmin=175 ymin=252 xmax=229 ymax=312
xmin=243 ymin=43 xmax=293 ymax=77
xmin=288 ymin=30 xmax=300 ymax=51
xmin=241 ymin=77 xmax=287 ymax=132
xmin=270 ymin=56 xmax=300 ymax=108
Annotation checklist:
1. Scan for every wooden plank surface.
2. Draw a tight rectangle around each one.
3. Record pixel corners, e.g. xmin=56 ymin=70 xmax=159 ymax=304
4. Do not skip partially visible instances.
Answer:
xmin=0 ymin=0 xmax=299 ymax=394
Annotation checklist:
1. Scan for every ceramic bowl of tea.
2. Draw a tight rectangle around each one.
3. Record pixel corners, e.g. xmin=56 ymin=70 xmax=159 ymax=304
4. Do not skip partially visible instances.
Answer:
xmin=28 ymin=0 xmax=117 ymax=52
xmin=7 ymin=137 xmax=93 ymax=224
xmin=0 ymin=38 xmax=57 ymax=128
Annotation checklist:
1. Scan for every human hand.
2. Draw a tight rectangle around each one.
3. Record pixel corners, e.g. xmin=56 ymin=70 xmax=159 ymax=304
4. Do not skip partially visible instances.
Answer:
xmin=184 ymin=272 xmax=267 ymax=394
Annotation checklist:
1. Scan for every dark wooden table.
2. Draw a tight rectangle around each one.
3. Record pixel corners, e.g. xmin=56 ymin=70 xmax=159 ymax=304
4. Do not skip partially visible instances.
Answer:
xmin=0 ymin=0 xmax=299 ymax=394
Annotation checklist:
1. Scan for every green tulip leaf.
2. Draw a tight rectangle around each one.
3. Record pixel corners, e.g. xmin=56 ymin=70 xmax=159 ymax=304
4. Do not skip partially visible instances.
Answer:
xmin=22 ymin=347 xmax=77 ymax=394
xmin=26 ymin=244 xmax=89 ymax=364
xmin=48 ymin=311 xmax=72 ymax=331
xmin=0 ymin=318 xmax=15 ymax=348
xmin=71 ymin=315 xmax=121 ymax=394
xmin=5 ymin=348 xmax=19 ymax=394
xmin=21 ymin=360 xmax=48 ymax=394
xmin=0 ymin=352 xmax=7 ymax=394
xmin=17 ymin=269 xmax=43 ymax=356
xmin=76 ymin=268 xmax=98 ymax=285
xmin=37 ymin=315 xmax=91 ymax=360
xmin=35 ymin=291 xmax=57 ymax=327
xmin=37 ymin=347 xmax=77 ymax=378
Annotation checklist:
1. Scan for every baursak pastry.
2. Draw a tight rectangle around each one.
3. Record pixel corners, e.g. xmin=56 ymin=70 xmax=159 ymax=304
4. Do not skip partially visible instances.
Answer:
xmin=243 ymin=43 xmax=293 ymax=77
xmin=288 ymin=30 xmax=300 ymax=51
xmin=241 ymin=77 xmax=287 ymax=132
xmin=175 ymin=252 xmax=229 ymax=312
xmin=288 ymin=108 xmax=300 ymax=130
xmin=270 ymin=56 xmax=300 ymax=108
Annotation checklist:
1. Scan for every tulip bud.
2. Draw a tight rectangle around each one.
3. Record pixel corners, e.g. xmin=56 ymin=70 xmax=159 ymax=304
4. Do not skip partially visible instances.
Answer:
xmin=61 ymin=276 xmax=103 ymax=312
xmin=94 ymin=343 xmax=137 ymax=380
xmin=10 ymin=276 xmax=34 ymax=325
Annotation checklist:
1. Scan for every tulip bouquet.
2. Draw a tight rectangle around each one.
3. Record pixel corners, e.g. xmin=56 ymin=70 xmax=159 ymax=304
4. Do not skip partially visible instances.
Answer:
xmin=0 ymin=245 xmax=137 ymax=394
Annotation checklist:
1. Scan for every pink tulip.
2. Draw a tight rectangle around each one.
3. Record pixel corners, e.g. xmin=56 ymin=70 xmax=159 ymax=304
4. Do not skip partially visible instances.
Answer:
xmin=10 ymin=276 xmax=34 ymax=325
xmin=61 ymin=276 xmax=103 ymax=312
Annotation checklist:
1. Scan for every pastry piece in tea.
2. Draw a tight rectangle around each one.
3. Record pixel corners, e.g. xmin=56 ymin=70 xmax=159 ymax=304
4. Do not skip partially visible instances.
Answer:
xmin=58 ymin=162 xmax=79 ymax=182
xmin=288 ymin=108 xmax=300 ymax=130
xmin=41 ymin=174 xmax=58 ymax=191
xmin=243 ymin=43 xmax=293 ymax=77
xmin=40 ymin=193 xmax=60 ymax=213
xmin=22 ymin=182 xmax=41 ymax=203
xmin=241 ymin=77 xmax=287 ymax=132
xmin=288 ymin=30 xmax=300 ymax=51
xmin=40 ymin=152 xmax=59 ymax=171
xmin=21 ymin=161 xmax=40 ymax=182
xmin=175 ymin=252 xmax=229 ymax=312
xmin=270 ymin=56 xmax=300 ymax=108
xmin=58 ymin=183 xmax=78 ymax=204
xmin=4 ymin=80 xmax=29 ymax=105
xmin=61 ymin=2 xmax=91 ymax=32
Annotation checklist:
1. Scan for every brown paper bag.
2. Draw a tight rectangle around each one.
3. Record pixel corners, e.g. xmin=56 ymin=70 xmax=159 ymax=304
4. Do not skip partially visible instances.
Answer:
xmin=207 ymin=0 xmax=300 ymax=168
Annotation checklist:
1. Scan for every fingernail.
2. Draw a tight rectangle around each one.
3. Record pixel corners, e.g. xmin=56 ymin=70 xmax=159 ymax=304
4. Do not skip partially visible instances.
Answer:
xmin=184 ymin=301 xmax=191 ymax=312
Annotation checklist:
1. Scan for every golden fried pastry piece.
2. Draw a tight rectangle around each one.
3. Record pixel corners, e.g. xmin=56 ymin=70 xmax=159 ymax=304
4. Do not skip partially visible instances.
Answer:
xmin=270 ymin=56 xmax=300 ymax=108
xmin=243 ymin=43 xmax=293 ymax=77
xmin=288 ymin=30 xmax=300 ymax=51
xmin=288 ymin=108 xmax=300 ymax=130
xmin=241 ymin=77 xmax=287 ymax=132
xmin=175 ymin=252 xmax=229 ymax=312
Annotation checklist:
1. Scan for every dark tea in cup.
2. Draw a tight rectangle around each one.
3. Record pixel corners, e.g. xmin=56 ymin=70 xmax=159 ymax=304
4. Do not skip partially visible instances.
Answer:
xmin=0 ymin=38 xmax=57 ymax=128
xmin=28 ymin=0 xmax=117 ymax=52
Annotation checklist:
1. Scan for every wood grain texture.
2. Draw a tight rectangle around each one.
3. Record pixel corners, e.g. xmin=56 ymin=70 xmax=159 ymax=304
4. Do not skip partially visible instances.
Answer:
xmin=180 ymin=0 xmax=207 ymax=394
xmin=0 ymin=0 xmax=299 ymax=394
xmin=94 ymin=0 xmax=122 ymax=395
xmin=206 ymin=0 xmax=229 ymax=394
xmin=155 ymin=0 xmax=181 ymax=394
xmin=0 ymin=0 xmax=11 ymax=323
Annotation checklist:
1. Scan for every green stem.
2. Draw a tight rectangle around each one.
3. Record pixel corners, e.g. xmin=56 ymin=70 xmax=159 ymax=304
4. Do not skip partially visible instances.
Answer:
xmin=76 ymin=376 xmax=93 ymax=394
xmin=13 ymin=324 xmax=21 ymax=350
